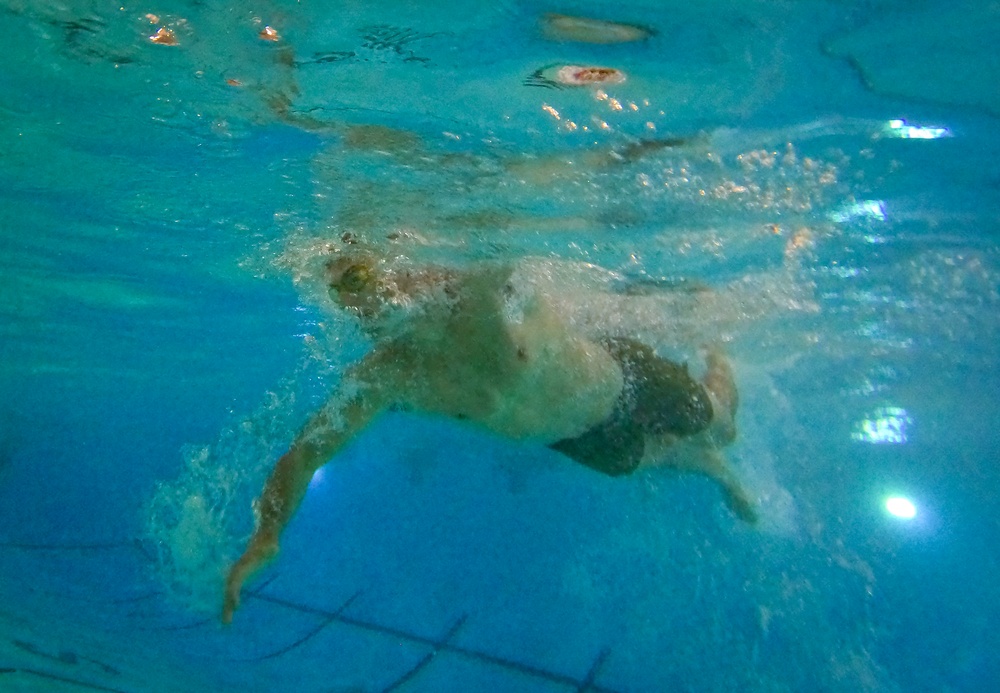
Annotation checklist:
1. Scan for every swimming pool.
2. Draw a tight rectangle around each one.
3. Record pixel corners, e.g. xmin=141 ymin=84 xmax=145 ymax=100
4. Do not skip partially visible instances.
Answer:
xmin=1 ymin=0 xmax=998 ymax=690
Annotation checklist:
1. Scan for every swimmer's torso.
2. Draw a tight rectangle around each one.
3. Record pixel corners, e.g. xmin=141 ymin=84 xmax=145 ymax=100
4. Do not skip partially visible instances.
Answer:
xmin=389 ymin=266 xmax=624 ymax=442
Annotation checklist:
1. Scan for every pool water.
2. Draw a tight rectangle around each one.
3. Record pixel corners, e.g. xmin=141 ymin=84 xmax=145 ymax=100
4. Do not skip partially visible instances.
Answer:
xmin=1 ymin=0 xmax=998 ymax=691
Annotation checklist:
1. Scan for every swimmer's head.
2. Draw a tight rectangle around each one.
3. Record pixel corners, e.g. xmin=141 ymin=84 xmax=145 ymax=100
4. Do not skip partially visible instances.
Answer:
xmin=323 ymin=246 xmax=454 ymax=335
xmin=325 ymin=254 xmax=384 ymax=317
xmin=337 ymin=263 xmax=373 ymax=293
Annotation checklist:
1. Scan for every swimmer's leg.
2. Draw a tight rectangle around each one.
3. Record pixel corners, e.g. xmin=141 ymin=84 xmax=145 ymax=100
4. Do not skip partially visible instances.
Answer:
xmin=705 ymin=449 xmax=756 ymax=523
xmin=702 ymin=346 xmax=738 ymax=445
xmin=663 ymin=447 xmax=757 ymax=524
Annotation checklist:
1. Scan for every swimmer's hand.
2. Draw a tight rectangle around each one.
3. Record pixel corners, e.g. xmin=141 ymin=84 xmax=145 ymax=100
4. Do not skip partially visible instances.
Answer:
xmin=222 ymin=533 xmax=278 ymax=624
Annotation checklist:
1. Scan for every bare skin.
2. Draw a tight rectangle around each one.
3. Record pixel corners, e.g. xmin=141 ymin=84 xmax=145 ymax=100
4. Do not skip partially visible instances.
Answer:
xmin=221 ymin=255 xmax=755 ymax=623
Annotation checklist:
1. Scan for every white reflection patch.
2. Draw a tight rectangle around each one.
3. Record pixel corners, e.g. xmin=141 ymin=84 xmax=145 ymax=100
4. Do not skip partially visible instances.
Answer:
xmin=884 ymin=118 xmax=952 ymax=139
xmin=830 ymin=199 xmax=886 ymax=223
xmin=852 ymin=406 xmax=912 ymax=444
xmin=885 ymin=496 xmax=917 ymax=519
xmin=309 ymin=466 xmax=327 ymax=490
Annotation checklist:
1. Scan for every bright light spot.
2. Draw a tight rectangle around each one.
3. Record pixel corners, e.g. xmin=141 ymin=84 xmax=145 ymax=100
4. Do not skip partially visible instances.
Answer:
xmin=885 ymin=496 xmax=917 ymax=519
xmin=885 ymin=119 xmax=952 ymax=139
xmin=852 ymin=406 xmax=912 ymax=444
xmin=308 ymin=467 xmax=327 ymax=490
xmin=830 ymin=200 xmax=886 ymax=223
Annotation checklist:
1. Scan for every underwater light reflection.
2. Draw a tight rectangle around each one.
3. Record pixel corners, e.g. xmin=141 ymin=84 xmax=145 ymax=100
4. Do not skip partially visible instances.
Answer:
xmin=852 ymin=406 xmax=913 ymax=445
xmin=309 ymin=466 xmax=327 ymax=490
xmin=885 ymin=496 xmax=917 ymax=519
xmin=830 ymin=199 xmax=887 ymax=223
xmin=884 ymin=118 xmax=952 ymax=140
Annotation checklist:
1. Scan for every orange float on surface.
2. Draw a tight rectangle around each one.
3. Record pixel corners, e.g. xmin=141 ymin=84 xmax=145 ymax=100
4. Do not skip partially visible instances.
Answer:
xmin=149 ymin=27 xmax=178 ymax=46
xmin=555 ymin=65 xmax=626 ymax=86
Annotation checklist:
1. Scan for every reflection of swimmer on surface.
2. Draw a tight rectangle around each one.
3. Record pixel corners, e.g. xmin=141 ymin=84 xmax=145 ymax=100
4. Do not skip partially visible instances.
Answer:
xmin=236 ymin=17 xmax=685 ymax=178
xmin=221 ymin=250 xmax=757 ymax=623
xmin=539 ymin=13 xmax=655 ymax=44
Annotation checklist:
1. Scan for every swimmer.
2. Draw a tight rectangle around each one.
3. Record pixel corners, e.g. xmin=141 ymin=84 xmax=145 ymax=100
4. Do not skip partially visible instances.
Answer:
xmin=221 ymin=252 xmax=756 ymax=623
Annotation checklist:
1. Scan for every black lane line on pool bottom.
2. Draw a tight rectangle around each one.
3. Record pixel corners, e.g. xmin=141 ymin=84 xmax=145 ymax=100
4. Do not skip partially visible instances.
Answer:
xmin=246 ymin=591 xmax=623 ymax=693
xmin=247 ymin=590 xmax=364 ymax=662
xmin=577 ymin=647 xmax=611 ymax=693
xmin=381 ymin=614 xmax=468 ymax=693
xmin=128 ymin=574 xmax=283 ymax=632
xmin=0 ymin=540 xmax=136 ymax=552
xmin=10 ymin=637 xmax=121 ymax=678
xmin=0 ymin=666 xmax=128 ymax=692
xmin=2 ymin=538 xmax=623 ymax=691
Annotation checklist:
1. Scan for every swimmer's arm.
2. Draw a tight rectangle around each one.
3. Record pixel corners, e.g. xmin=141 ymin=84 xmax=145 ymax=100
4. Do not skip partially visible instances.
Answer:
xmin=222 ymin=350 xmax=401 ymax=623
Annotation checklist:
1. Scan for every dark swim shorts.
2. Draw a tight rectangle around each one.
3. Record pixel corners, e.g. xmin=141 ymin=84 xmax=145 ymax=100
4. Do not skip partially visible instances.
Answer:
xmin=549 ymin=338 xmax=713 ymax=476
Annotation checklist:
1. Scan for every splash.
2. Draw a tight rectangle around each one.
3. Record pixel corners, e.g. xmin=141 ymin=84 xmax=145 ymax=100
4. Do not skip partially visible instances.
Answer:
xmin=144 ymin=445 xmax=243 ymax=608
xmin=143 ymin=331 xmax=352 ymax=611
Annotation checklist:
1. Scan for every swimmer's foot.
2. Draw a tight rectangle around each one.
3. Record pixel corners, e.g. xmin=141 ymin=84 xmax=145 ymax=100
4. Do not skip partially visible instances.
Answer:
xmin=723 ymin=482 xmax=759 ymax=525
xmin=696 ymin=449 xmax=757 ymax=525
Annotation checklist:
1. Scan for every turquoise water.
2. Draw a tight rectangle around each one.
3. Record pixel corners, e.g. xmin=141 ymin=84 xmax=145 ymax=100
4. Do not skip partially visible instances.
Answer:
xmin=2 ymin=0 xmax=998 ymax=690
